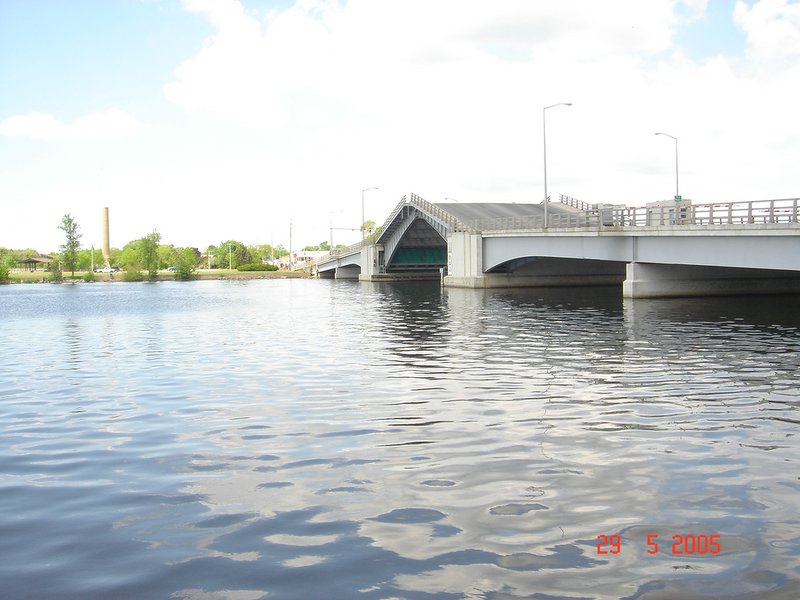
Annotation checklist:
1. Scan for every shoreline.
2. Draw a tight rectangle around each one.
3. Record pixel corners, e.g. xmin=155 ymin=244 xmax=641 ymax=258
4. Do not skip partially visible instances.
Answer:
xmin=2 ymin=270 xmax=312 ymax=284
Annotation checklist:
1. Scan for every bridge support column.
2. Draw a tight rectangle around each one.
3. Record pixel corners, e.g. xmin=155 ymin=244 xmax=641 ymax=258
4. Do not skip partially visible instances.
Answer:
xmin=358 ymin=244 xmax=380 ymax=281
xmin=623 ymin=262 xmax=800 ymax=298
xmin=443 ymin=231 xmax=485 ymax=288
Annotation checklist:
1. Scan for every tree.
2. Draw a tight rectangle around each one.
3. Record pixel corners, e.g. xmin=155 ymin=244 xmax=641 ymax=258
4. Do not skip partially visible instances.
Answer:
xmin=217 ymin=240 xmax=253 ymax=269
xmin=251 ymin=244 xmax=284 ymax=264
xmin=158 ymin=244 xmax=179 ymax=269
xmin=58 ymin=214 xmax=82 ymax=277
xmin=47 ymin=258 xmax=63 ymax=282
xmin=77 ymin=247 xmax=103 ymax=272
xmin=119 ymin=240 xmax=142 ymax=270
xmin=364 ymin=226 xmax=383 ymax=243
xmin=138 ymin=230 xmax=161 ymax=281
xmin=361 ymin=220 xmax=376 ymax=236
xmin=302 ymin=241 xmax=331 ymax=252
xmin=174 ymin=247 xmax=199 ymax=280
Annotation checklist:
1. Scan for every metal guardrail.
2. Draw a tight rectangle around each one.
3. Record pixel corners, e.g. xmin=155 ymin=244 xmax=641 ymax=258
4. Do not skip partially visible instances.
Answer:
xmin=407 ymin=193 xmax=472 ymax=232
xmin=559 ymin=194 xmax=596 ymax=212
xmin=464 ymin=198 xmax=800 ymax=232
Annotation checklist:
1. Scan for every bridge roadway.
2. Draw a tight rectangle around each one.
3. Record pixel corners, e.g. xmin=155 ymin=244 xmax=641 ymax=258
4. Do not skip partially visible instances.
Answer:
xmin=313 ymin=194 xmax=800 ymax=298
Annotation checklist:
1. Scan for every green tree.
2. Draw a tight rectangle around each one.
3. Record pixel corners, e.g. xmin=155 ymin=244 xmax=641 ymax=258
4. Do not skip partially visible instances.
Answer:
xmin=108 ymin=247 xmax=123 ymax=268
xmin=302 ymin=241 xmax=331 ymax=252
xmin=364 ymin=225 xmax=383 ymax=243
xmin=361 ymin=220 xmax=376 ymax=236
xmin=47 ymin=258 xmax=63 ymax=282
xmin=77 ymin=247 xmax=103 ymax=272
xmin=138 ymin=230 xmax=161 ymax=281
xmin=58 ymin=214 xmax=82 ymax=277
xmin=0 ymin=261 xmax=9 ymax=283
xmin=206 ymin=245 xmax=218 ymax=269
xmin=119 ymin=240 xmax=141 ymax=269
xmin=217 ymin=240 xmax=253 ymax=270
xmin=158 ymin=244 xmax=179 ymax=269
xmin=174 ymin=247 xmax=199 ymax=280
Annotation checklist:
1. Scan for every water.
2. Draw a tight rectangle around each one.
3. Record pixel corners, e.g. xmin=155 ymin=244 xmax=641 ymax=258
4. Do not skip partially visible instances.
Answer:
xmin=1 ymin=280 xmax=798 ymax=599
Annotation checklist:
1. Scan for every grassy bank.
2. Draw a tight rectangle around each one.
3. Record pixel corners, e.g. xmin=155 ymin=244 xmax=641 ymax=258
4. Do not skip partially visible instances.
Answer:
xmin=3 ymin=269 xmax=311 ymax=284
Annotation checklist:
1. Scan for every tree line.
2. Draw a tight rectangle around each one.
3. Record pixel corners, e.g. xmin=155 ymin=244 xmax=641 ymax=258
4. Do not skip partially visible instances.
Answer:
xmin=0 ymin=214 xmax=292 ymax=283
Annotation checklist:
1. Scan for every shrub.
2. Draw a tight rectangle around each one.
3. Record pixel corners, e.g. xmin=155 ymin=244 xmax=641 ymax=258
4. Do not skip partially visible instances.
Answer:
xmin=122 ymin=267 xmax=145 ymax=282
xmin=237 ymin=263 xmax=278 ymax=272
xmin=47 ymin=260 xmax=63 ymax=283
xmin=82 ymin=271 xmax=96 ymax=283
xmin=174 ymin=247 xmax=198 ymax=280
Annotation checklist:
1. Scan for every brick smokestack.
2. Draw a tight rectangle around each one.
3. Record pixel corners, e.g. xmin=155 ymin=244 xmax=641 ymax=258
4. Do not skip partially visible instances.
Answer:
xmin=102 ymin=207 xmax=110 ymax=265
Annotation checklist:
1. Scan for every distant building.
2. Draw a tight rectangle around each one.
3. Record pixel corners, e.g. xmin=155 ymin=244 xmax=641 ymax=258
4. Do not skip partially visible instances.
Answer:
xmin=276 ymin=250 xmax=327 ymax=270
xmin=19 ymin=254 xmax=54 ymax=271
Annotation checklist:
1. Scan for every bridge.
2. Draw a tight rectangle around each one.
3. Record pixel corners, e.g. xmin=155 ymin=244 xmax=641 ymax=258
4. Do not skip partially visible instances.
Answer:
xmin=313 ymin=194 xmax=800 ymax=298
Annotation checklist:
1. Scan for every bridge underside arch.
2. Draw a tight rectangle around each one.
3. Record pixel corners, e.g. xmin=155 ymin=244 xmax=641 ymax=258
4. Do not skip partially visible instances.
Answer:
xmin=486 ymin=256 xmax=627 ymax=286
xmin=384 ymin=218 xmax=446 ymax=273
xmin=317 ymin=255 xmax=362 ymax=279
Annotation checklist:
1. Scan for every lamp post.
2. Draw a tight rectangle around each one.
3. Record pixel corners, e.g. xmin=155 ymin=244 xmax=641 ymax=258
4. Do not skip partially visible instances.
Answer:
xmin=91 ymin=245 xmax=95 ymax=272
xmin=543 ymin=102 xmax=572 ymax=228
xmin=655 ymin=132 xmax=679 ymax=201
xmin=361 ymin=186 xmax=378 ymax=238
xmin=228 ymin=242 xmax=232 ymax=271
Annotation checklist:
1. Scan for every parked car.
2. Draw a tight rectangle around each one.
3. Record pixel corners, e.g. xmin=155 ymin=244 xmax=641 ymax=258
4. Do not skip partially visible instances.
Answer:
xmin=167 ymin=266 xmax=177 ymax=272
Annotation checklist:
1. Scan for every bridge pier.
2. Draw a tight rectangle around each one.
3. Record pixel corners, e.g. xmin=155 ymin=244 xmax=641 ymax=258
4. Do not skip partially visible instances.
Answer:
xmin=334 ymin=265 xmax=361 ymax=279
xmin=622 ymin=262 xmax=800 ymax=298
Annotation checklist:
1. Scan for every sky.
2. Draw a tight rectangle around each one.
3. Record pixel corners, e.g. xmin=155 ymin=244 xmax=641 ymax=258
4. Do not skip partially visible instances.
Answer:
xmin=1 ymin=0 xmax=798 ymax=253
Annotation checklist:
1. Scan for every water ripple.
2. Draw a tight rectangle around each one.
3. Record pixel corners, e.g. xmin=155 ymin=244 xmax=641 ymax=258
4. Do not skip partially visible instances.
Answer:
xmin=1 ymin=281 xmax=798 ymax=598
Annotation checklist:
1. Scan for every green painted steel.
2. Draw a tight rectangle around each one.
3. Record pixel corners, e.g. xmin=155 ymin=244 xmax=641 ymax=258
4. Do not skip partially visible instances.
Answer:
xmin=391 ymin=247 xmax=446 ymax=265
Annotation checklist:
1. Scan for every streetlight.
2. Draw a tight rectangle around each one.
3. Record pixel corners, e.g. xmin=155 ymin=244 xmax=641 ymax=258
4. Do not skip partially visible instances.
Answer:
xmin=543 ymin=102 xmax=572 ymax=228
xmin=655 ymin=132 xmax=679 ymax=201
xmin=91 ymin=244 xmax=95 ymax=272
xmin=228 ymin=242 xmax=232 ymax=271
xmin=361 ymin=186 xmax=378 ymax=238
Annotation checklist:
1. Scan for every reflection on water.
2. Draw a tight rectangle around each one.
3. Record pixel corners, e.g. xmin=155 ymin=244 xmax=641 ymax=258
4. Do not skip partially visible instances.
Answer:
xmin=1 ymin=280 xmax=798 ymax=599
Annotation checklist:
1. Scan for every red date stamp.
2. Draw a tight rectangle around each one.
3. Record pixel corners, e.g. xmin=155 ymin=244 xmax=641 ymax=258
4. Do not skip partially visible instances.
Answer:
xmin=596 ymin=533 xmax=721 ymax=555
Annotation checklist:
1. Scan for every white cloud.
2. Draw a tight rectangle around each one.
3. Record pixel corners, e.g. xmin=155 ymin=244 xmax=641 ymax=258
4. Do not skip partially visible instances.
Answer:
xmin=735 ymin=0 xmax=800 ymax=64
xmin=3 ymin=0 xmax=799 ymax=252
xmin=151 ymin=0 xmax=800 ymax=248
xmin=0 ymin=108 xmax=140 ymax=142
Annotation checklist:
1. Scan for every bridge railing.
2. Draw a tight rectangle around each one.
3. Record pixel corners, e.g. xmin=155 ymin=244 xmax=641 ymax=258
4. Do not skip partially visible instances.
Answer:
xmin=608 ymin=198 xmax=799 ymax=227
xmin=408 ymin=193 xmax=473 ymax=231
xmin=559 ymin=194 xmax=597 ymax=212
xmin=312 ymin=240 xmax=364 ymax=267
xmin=468 ymin=198 xmax=799 ymax=232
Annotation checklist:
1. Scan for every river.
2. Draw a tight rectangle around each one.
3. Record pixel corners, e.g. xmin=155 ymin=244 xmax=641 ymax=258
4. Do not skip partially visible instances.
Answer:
xmin=1 ymin=280 xmax=798 ymax=599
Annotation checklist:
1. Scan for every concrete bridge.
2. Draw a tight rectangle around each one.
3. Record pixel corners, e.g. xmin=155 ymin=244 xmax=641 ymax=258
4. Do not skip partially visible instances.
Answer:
xmin=314 ymin=193 xmax=800 ymax=298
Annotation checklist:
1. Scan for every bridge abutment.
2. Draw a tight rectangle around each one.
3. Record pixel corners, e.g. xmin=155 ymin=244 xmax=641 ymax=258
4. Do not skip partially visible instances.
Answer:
xmin=622 ymin=262 xmax=800 ymax=298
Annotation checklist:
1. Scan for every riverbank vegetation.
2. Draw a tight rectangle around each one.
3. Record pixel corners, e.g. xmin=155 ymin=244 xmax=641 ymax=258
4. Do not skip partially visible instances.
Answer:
xmin=0 ymin=215 xmax=313 ymax=285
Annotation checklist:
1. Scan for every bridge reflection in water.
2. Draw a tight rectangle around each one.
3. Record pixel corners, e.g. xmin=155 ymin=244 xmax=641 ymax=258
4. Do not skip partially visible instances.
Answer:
xmin=314 ymin=194 xmax=800 ymax=298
